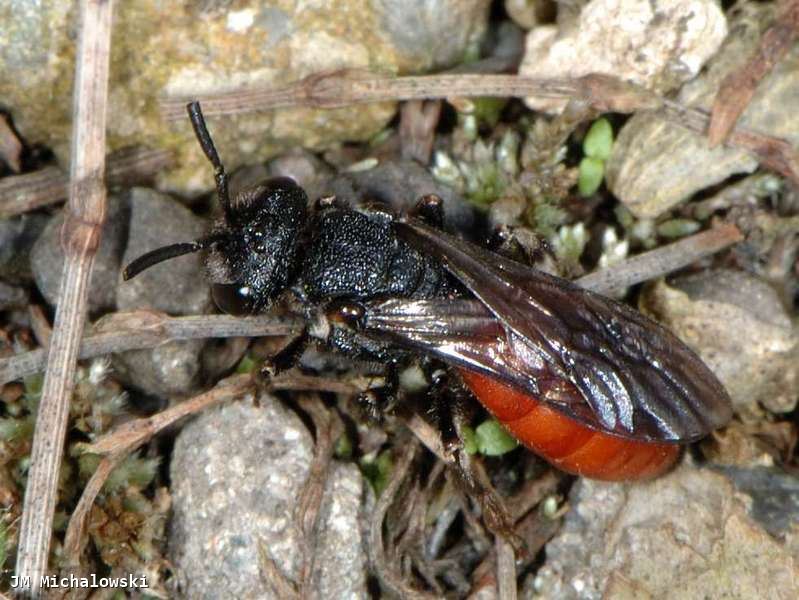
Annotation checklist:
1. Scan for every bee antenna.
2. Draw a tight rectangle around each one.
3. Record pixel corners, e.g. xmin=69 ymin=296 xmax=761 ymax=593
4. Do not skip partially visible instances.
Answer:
xmin=122 ymin=235 xmax=222 ymax=281
xmin=186 ymin=101 xmax=236 ymax=224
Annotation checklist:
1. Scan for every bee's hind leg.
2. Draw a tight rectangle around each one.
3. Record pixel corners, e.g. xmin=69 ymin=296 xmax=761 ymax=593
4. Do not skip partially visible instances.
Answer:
xmin=357 ymin=362 xmax=399 ymax=423
xmin=430 ymin=369 xmax=519 ymax=547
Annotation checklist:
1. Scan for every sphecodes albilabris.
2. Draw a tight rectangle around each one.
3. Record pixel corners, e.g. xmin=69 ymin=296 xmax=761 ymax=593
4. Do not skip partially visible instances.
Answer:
xmin=123 ymin=102 xmax=732 ymax=481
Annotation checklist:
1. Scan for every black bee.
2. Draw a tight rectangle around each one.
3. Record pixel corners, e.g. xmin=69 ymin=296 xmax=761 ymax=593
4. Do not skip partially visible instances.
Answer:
xmin=123 ymin=102 xmax=732 ymax=480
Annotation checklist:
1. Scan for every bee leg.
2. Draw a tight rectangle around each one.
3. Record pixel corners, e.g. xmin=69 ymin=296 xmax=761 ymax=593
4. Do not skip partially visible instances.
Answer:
xmin=357 ymin=363 xmax=399 ymax=423
xmin=259 ymin=328 xmax=310 ymax=380
xmin=445 ymin=373 xmax=518 ymax=545
xmin=412 ymin=193 xmax=444 ymax=229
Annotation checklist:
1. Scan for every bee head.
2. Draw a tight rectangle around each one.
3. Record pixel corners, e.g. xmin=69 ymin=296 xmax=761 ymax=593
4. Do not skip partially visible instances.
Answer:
xmin=122 ymin=102 xmax=308 ymax=315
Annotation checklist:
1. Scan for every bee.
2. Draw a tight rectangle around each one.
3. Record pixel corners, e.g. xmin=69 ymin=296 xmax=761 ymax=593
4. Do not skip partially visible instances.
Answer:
xmin=124 ymin=102 xmax=732 ymax=480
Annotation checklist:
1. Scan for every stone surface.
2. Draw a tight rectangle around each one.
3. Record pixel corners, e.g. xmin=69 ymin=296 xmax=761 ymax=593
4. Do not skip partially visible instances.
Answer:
xmin=528 ymin=463 xmax=799 ymax=599
xmin=606 ymin=4 xmax=799 ymax=217
xmin=326 ymin=158 xmax=476 ymax=232
xmin=169 ymin=396 xmax=368 ymax=599
xmin=0 ymin=213 xmax=47 ymax=282
xmin=519 ymin=0 xmax=727 ymax=113
xmin=112 ymin=187 xmax=211 ymax=398
xmin=266 ymin=148 xmax=334 ymax=202
xmin=640 ymin=270 xmax=799 ymax=418
xmin=1 ymin=1 xmax=490 ymax=194
xmin=31 ymin=194 xmax=130 ymax=314
xmin=0 ymin=280 xmax=26 ymax=310
xmin=113 ymin=339 xmax=205 ymax=399
xmin=116 ymin=187 xmax=210 ymax=316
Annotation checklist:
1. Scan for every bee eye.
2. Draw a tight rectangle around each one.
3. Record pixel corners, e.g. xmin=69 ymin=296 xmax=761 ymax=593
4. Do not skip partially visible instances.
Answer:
xmin=212 ymin=283 xmax=256 ymax=315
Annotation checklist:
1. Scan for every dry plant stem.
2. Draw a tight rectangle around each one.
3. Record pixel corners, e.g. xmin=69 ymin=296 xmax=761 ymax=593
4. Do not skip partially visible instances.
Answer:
xmin=495 ymin=535 xmax=518 ymax=600
xmin=294 ymin=394 xmax=342 ymax=598
xmin=400 ymin=100 xmax=443 ymax=164
xmin=160 ymin=71 xmax=662 ymax=118
xmin=62 ymin=454 xmax=123 ymax=565
xmin=661 ymin=99 xmax=799 ymax=184
xmin=27 ymin=305 xmax=52 ymax=349
xmin=508 ymin=471 xmax=559 ymax=522
xmin=406 ymin=413 xmax=451 ymax=463
xmin=0 ymin=113 xmax=23 ymax=173
xmin=369 ymin=439 xmax=438 ymax=600
xmin=576 ymin=223 xmax=743 ymax=296
xmin=0 ymin=147 xmax=171 ymax=218
xmin=63 ymin=374 xmax=251 ymax=564
xmin=15 ymin=1 xmax=113 ymax=595
xmin=258 ymin=541 xmax=299 ymax=599
xmin=0 ymin=311 xmax=302 ymax=384
xmin=708 ymin=0 xmax=799 ymax=146
xmin=161 ymin=69 xmax=798 ymax=182
xmin=64 ymin=373 xmax=366 ymax=567
xmin=77 ymin=373 xmax=363 ymax=458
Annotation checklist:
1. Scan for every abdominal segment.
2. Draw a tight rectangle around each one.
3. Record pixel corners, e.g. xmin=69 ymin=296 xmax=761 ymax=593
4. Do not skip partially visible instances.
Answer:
xmin=459 ymin=370 xmax=680 ymax=481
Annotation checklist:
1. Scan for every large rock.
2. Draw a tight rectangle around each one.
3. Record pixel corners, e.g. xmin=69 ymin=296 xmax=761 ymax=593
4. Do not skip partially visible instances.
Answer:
xmin=519 ymin=0 xmax=727 ymax=113
xmin=30 ymin=194 xmax=130 ymax=314
xmin=1 ymin=1 xmax=491 ymax=194
xmin=528 ymin=463 xmax=799 ymax=599
xmin=640 ymin=270 xmax=799 ymax=418
xmin=169 ymin=395 xmax=369 ymax=599
xmin=606 ymin=3 xmax=799 ymax=217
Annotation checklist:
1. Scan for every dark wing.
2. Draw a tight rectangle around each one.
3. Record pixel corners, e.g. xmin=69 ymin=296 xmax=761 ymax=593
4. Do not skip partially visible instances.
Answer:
xmin=380 ymin=219 xmax=732 ymax=443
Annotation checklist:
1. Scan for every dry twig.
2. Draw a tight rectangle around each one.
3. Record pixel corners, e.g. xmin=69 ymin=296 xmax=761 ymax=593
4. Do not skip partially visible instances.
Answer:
xmin=62 ymin=373 xmax=367 ymax=574
xmin=368 ymin=439 xmax=438 ymax=600
xmin=15 ymin=1 xmax=114 ymax=594
xmin=0 ymin=146 xmax=171 ymax=218
xmin=576 ymin=223 xmax=743 ymax=295
xmin=708 ymin=0 xmax=799 ymax=146
xmin=0 ymin=310 xmax=302 ymax=385
xmin=294 ymin=395 xmax=343 ymax=597
xmin=0 ymin=113 xmax=23 ymax=173
xmin=159 ymin=71 xmax=662 ymax=118
xmin=495 ymin=535 xmax=518 ymax=600
xmin=160 ymin=69 xmax=798 ymax=182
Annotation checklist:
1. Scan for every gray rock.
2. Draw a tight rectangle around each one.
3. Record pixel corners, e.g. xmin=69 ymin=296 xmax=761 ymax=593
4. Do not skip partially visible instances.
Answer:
xmin=0 ymin=213 xmax=47 ymax=283
xmin=527 ymin=463 xmax=799 ymax=599
xmin=373 ymin=0 xmax=491 ymax=71
xmin=267 ymin=149 xmax=334 ymax=202
xmin=169 ymin=396 xmax=368 ymax=599
xmin=113 ymin=187 xmax=211 ymax=397
xmin=30 ymin=194 xmax=130 ymax=314
xmin=606 ymin=3 xmax=799 ymax=217
xmin=0 ymin=280 xmax=26 ymax=310
xmin=640 ymin=270 xmax=799 ymax=417
xmin=116 ymin=187 xmax=210 ymax=316
xmin=715 ymin=466 xmax=799 ymax=539
xmin=2 ymin=1 xmax=490 ymax=195
xmin=327 ymin=159 xmax=476 ymax=232
xmin=113 ymin=339 xmax=205 ymax=399
xmin=520 ymin=0 xmax=727 ymax=113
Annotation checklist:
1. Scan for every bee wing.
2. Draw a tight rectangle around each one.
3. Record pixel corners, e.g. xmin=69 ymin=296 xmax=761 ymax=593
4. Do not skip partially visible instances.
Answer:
xmin=388 ymin=219 xmax=732 ymax=442
xmin=361 ymin=297 xmax=589 ymax=412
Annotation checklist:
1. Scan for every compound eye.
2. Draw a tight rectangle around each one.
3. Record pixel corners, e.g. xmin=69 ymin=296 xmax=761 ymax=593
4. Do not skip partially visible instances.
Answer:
xmin=212 ymin=283 xmax=256 ymax=316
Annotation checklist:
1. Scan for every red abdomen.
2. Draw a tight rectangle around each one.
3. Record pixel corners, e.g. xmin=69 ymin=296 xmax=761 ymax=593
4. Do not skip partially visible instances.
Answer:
xmin=459 ymin=370 xmax=680 ymax=481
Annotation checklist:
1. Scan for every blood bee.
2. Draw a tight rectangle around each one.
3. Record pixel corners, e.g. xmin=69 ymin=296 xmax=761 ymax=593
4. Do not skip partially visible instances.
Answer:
xmin=124 ymin=102 xmax=733 ymax=481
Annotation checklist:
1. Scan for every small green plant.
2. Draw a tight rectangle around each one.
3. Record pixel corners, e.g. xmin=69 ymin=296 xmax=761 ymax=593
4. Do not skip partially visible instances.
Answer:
xmin=463 ymin=419 xmax=519 ymax=456
xmin=578 ymin=117 xmax=614 ymax=197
